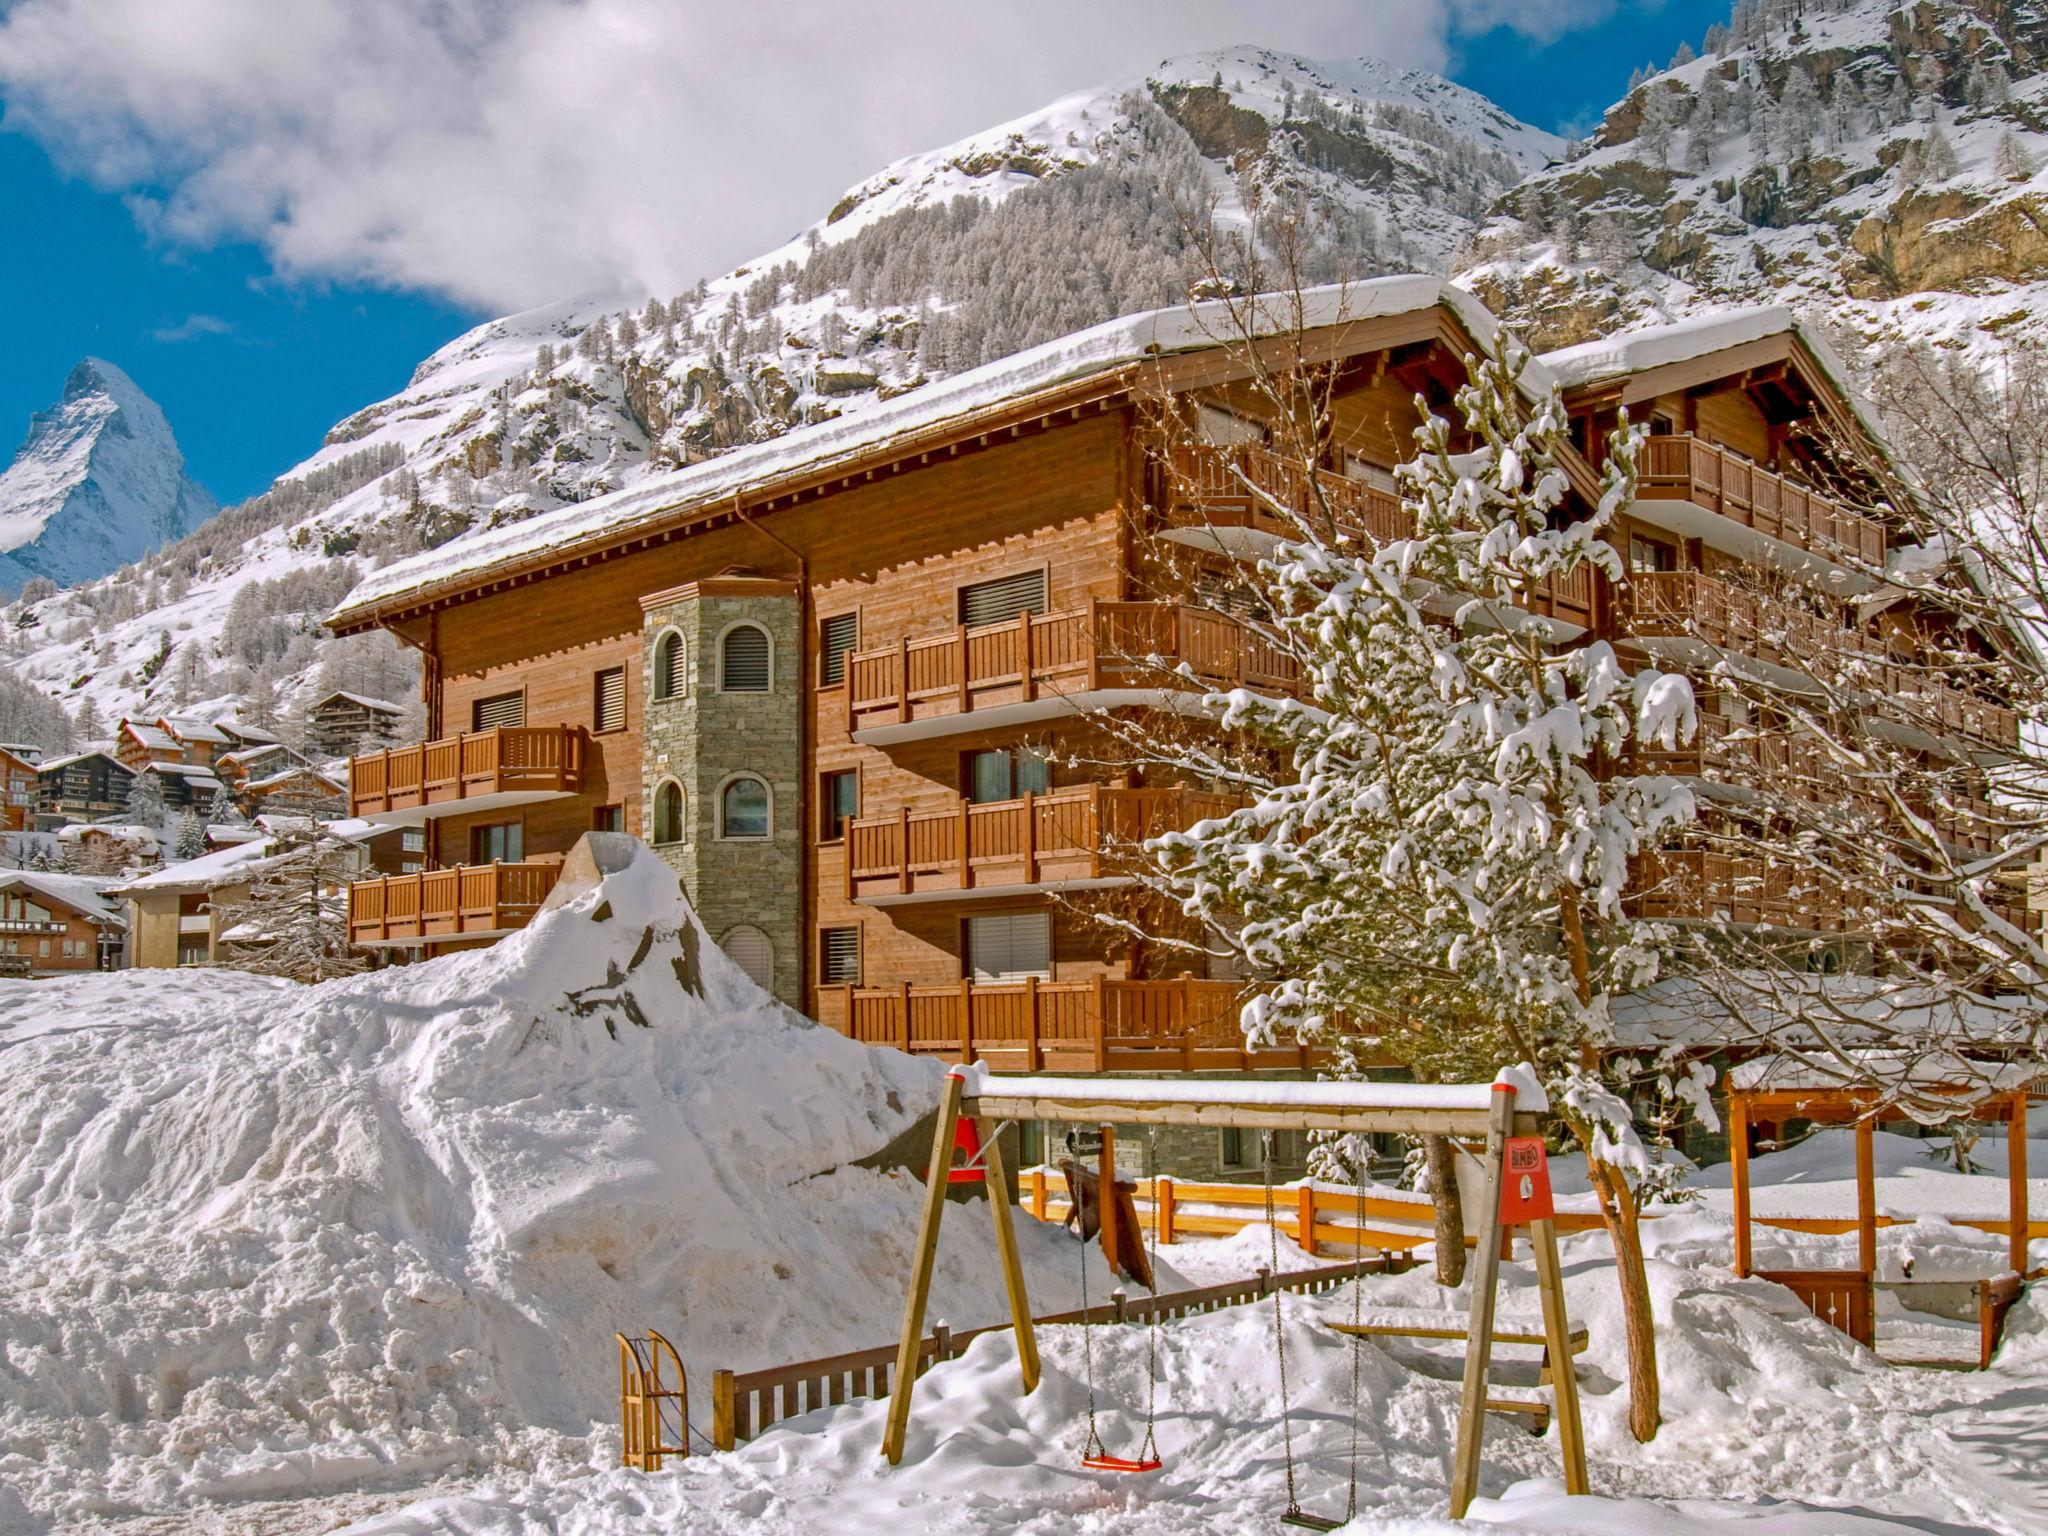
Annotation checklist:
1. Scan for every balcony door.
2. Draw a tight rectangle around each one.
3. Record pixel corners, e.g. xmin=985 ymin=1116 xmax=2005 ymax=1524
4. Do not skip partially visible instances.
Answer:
xmin=965 ymin=911 xmax=1051 ymax=982
xmin=469 ymin=820 xmax=523 ymax=864
xmin=966 ymin=747 xmax=1049 ymax=804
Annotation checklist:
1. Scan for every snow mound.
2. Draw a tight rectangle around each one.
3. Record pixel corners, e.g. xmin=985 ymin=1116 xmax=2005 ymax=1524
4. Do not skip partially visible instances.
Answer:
xmin=0 ymin=837 xmax=1092 ymax=1527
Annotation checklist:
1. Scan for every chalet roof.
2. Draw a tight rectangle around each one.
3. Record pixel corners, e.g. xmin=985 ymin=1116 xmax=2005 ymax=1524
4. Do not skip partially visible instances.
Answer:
xmin=139 ymin=761 xmax=222 ymax=786
xmin=37 ymin=750 xmax=132 ymax=778
xmin=330 ymin=276 xmax=1528 ymax=631
xmin=120 ymin=720 xmax=179 ymax=751
xmin=218 ymin=720 xmax=281 ymax=746
xmin=113 ymin=816 xmax=378 ymax=895
xmin=161 ymin=716 xmax=231 ymax=746
xmin=313 ymin=690 xmax=405 ymax=716
xmin=246 ymin=766 xmax=344 ymax=793
xmin=1538 ymin=305 xmax=1890 ymax=456
xmin=217 ymin=743 xmax=301 ymax=771
xmin=56 ymin=822 xmax=158 ymax=849
xmin=0 ymin=871 xmax=125 ymax=927
xmin=1727 ymin=1049 xmax=2044 ymax=1098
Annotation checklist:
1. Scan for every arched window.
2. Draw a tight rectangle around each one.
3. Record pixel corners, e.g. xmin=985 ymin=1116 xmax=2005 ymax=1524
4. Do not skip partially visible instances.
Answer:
xmin=652 ymin=780 xmax=685 ymax=844
xmin=653 ymin=630 xmax=686 ymax=701
xmin=720 ymin=775 xmax=771 ymax=839
xmin=721 ymin=925 xmax=774 ymax=992
xmin=720 ymin=623 xmax=772 ymax=692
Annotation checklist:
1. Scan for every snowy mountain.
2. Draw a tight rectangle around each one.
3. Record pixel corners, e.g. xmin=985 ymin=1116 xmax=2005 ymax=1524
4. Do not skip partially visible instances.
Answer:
xmin=0 ymin=47 xmax=1561 ymax=744
xmin=1454 ymin=0 xmax=2048 ymax=359
xmin=0 ymin=358 xmax=213 ymax=599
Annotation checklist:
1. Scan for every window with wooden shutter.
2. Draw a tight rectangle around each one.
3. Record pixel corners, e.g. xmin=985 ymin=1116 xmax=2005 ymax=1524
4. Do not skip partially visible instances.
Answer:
xmin=594 ymin=667 xmax=626 ymax=732
xmin=653 ymin=781 xmax=684 ymax=843
xmin=721 ymin=624 xmax=772 ymax=691
xmin=818 ymin=613 xmax=858 ymax=687
xmin=965 ymin=911 xmax=1051 ymax=981
xmin=472 ymin=691 xmax=524 ymax=731
xmin=722 ymin=925 xmax=774 ymax=991
xmin=654 ymin=631 xmax=685 ymax=700
xmin=819 ymin=926 xmax=861 ymax=985
xmin=958 ymin=570 xmax=1047 ymax=630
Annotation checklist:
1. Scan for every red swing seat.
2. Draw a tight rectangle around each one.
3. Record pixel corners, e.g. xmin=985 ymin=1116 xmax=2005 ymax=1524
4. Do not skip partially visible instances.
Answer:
xmin=1082 ymin=1451 xmax=1162 ymax=1473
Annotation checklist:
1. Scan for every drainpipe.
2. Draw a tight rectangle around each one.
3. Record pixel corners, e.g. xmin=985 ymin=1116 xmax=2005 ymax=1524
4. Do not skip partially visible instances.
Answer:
xmin=732 ymin=490 xmax=812 ymax=1011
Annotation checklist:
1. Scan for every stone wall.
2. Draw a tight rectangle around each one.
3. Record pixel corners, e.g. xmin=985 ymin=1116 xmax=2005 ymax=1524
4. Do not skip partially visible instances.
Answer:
xmin=640 ymin=578 xmax=803 ymax=1007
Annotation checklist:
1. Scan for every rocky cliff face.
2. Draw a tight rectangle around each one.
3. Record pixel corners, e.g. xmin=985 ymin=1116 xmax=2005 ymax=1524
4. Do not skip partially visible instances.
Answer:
xmin=0 ymin=359 xmax=213 ymax=598
xmin=1454 ymin=0 xmax=2048 ymax=360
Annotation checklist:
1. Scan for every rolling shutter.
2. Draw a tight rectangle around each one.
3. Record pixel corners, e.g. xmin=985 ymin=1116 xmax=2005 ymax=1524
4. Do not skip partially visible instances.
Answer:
xmin=965 ymin=912 xmax=1051 ymax=982
xmin=958 ymin=570 xmax=1047 ymax=630
xmin=722 ymin=925 xmax=774 ymax=991
xmin=819 ymin=613 xmax=858 ymax=687
xmin=721 ymin=625 xmax=771 ymax=691
xmin=595 ymin=667 xmax=626 ymax=732
xmin=472 ymin=692 xmax=524 ymax=731
xmin=657 ymin=633 xmax=686 ymax=699
xmin=819 ymin=926 xmax=861 ymax=985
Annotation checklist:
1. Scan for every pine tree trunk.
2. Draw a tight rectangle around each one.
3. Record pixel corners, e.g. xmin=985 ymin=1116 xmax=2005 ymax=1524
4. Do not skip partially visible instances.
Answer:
xmin=1426 ymin=1134 xmax=1466 ymax=1287
xmin=1588 ymin=1153 xmax=1660 ymax=1442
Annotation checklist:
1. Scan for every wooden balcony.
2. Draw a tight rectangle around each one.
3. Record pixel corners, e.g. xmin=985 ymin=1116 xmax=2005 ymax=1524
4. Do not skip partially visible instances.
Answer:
xmin=1630 ymin=849 xmax=1845 ymax=932
xmin=846 ymin=784 xmax=1240 ymax=900
xmin=1638 ymin=435 xmax=1885 ymax=567
xmin=813 ymin=976 xmax=1316 ymax=1073
xmin=1624 ymin=571 xmax=2018 ymax=750
xmin=845 ymin=600 xmax=1299 ymax=736
xmin=347 ymin=861 xmax=559 ymax=945
xmin=1169 ymin=442 xmax=1596 ymax=633
xmin=349 ymin=726 xmax=585 ymax=820
xmin=1167 ymin=441 xmax=1411 ymax=545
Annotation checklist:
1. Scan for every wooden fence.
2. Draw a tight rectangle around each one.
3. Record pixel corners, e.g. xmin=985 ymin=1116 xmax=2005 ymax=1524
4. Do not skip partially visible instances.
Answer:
xmin=708 ymin=1259 xmax=1390 ymax=1450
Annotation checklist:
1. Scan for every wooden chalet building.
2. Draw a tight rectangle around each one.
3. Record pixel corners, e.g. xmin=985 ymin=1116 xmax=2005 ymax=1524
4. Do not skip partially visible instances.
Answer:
xmin=306 ymin=691 xmax=407 ymax=759
xmin=324 ymin=280 xmax=2020 ymax=1098
xmin=0 ymin=746 xmax=38 ymax=833
xmin=0 ymin=872 xmax=125 ymax=973
xmin=35 ymin=750 xmax=135 ymax=828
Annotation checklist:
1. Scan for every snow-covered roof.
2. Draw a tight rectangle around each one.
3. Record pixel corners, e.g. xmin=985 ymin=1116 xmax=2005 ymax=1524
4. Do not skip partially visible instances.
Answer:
xmin=36 ymin=750 xmax=129 ymax=775
xmin=140 ymin=761 xmax=221 ymax=785
xmin=218 ymin=743 xmax=299 ymax=770
xmin=314 ymin=690 xmax=405 ymax=715
xmin=219 ymin=720 xmax=282 ymax=746
xmin=56 ymin=822 xmax=157 ymax=849
xmin=1539 ymin=305 xmax=1890 ymax=453
xmin=0 ymin=871 xmax=125 ymax=927
xmin=332 ymin=277 xmax=1523 ymax=627
xmin=115 ymin=816 xmax=381 ymax=895
xmin=120 ymin=720 xmax=178 ymax=751
xmin=1728 ymin=1050 xmax=2044 ymax=1098
xmin=247 ymin=767 xmax=344 ymax=792
xmin=162 ymin=716 xmax=231 ymax=746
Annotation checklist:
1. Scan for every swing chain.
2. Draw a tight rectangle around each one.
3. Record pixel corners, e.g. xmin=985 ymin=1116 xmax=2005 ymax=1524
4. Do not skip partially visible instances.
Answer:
xmin=1264 ymin=1130 xmax=1304 ymax=1518
xmin=1137 ymin=1126 xmax=1161 ymax=1467
xmin=1074 ymin=1158 xmax=1107 ymax=1463
xmin=1345 ymin=1141 xmax=1367 ymax=1523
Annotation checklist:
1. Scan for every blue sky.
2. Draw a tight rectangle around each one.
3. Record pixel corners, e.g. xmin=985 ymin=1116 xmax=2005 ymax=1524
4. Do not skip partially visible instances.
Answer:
xmin=0 ymin=1 xmax=1722 ymax=508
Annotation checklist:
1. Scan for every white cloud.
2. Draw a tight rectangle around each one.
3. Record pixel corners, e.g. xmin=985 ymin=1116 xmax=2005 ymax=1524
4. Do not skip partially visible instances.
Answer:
xmin=148 ymin=312 xmax=233 ymax=343
xmin=0 ymin=0 xmax=1617 ymax=315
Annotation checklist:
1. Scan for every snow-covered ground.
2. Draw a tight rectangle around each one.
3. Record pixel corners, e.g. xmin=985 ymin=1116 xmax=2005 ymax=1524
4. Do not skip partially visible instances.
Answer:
xmin=332 ymin=1208 xmax=2048 ymax=1535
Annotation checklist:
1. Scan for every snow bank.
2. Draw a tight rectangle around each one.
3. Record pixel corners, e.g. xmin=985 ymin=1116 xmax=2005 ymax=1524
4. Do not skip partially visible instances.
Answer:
xmin=0 ymin=839 xmax=1102 ymax=1527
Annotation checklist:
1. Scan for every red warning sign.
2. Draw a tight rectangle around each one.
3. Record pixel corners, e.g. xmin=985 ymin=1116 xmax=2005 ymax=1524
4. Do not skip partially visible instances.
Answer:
xmin=1497 ymin=1137 xmax=1555 ymax=1225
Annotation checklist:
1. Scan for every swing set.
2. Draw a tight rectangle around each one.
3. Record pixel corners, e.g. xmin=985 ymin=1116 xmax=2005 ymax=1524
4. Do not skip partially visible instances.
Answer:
xmin=882 ymin=1065 xmax=1590 ymax=1520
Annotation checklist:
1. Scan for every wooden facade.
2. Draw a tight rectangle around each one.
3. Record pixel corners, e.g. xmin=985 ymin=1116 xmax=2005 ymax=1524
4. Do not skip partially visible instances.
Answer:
xmin=326 ymin=288 xmax=2017 ymax=1073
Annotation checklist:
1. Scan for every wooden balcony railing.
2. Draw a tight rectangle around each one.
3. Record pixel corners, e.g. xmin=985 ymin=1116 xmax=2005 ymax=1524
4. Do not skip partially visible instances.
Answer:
xmin=1169 ymin=443 xmax=1598 ymax=631
xmin=347 ymin=861 xmax=559 ymax=944
xmin=1630 ymin=848 xmax=1845 ymax=932
xmin=1624 ymin=571 xmax=2018 ymax=750
xmin=846 ymin=784 xmax=1239 ymax=899
xmin=812 ymin=976 xmax=1315 ymax=1073
xmin=845 ymin=600 xmax=1299 ymax=733
xmin=349 ymin=726 xmax=585 ymax=819
xmin=1638 ymin=435 xmax=1886 ymax=566
xmin=1167 ymin=441 xmax=1412 ymax=545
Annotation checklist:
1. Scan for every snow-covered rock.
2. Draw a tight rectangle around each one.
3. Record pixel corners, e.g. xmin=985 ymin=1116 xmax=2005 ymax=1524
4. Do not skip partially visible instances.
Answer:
xmin=0 ymin=836 xmax=1101 ymax=1526
xmin=0 ymin=358 xmax=213 ymax=598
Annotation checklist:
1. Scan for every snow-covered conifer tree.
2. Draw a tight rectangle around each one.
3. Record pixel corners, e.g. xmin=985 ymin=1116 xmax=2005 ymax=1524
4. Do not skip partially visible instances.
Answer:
xmin=125 ymin=770 xmax=167 ymax=830
xmin=1118 ymin=312 xmax=1697 ymax=1440
xmin=173 ymin=809 xmax=207 ymax=862
xmin=212 ymin=822 xmax=368 ymax=983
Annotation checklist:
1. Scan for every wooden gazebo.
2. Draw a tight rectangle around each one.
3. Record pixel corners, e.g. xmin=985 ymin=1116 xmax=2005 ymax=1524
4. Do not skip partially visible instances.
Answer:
xmin=1726 ymin=1052 xmax=2037 ymax=1356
